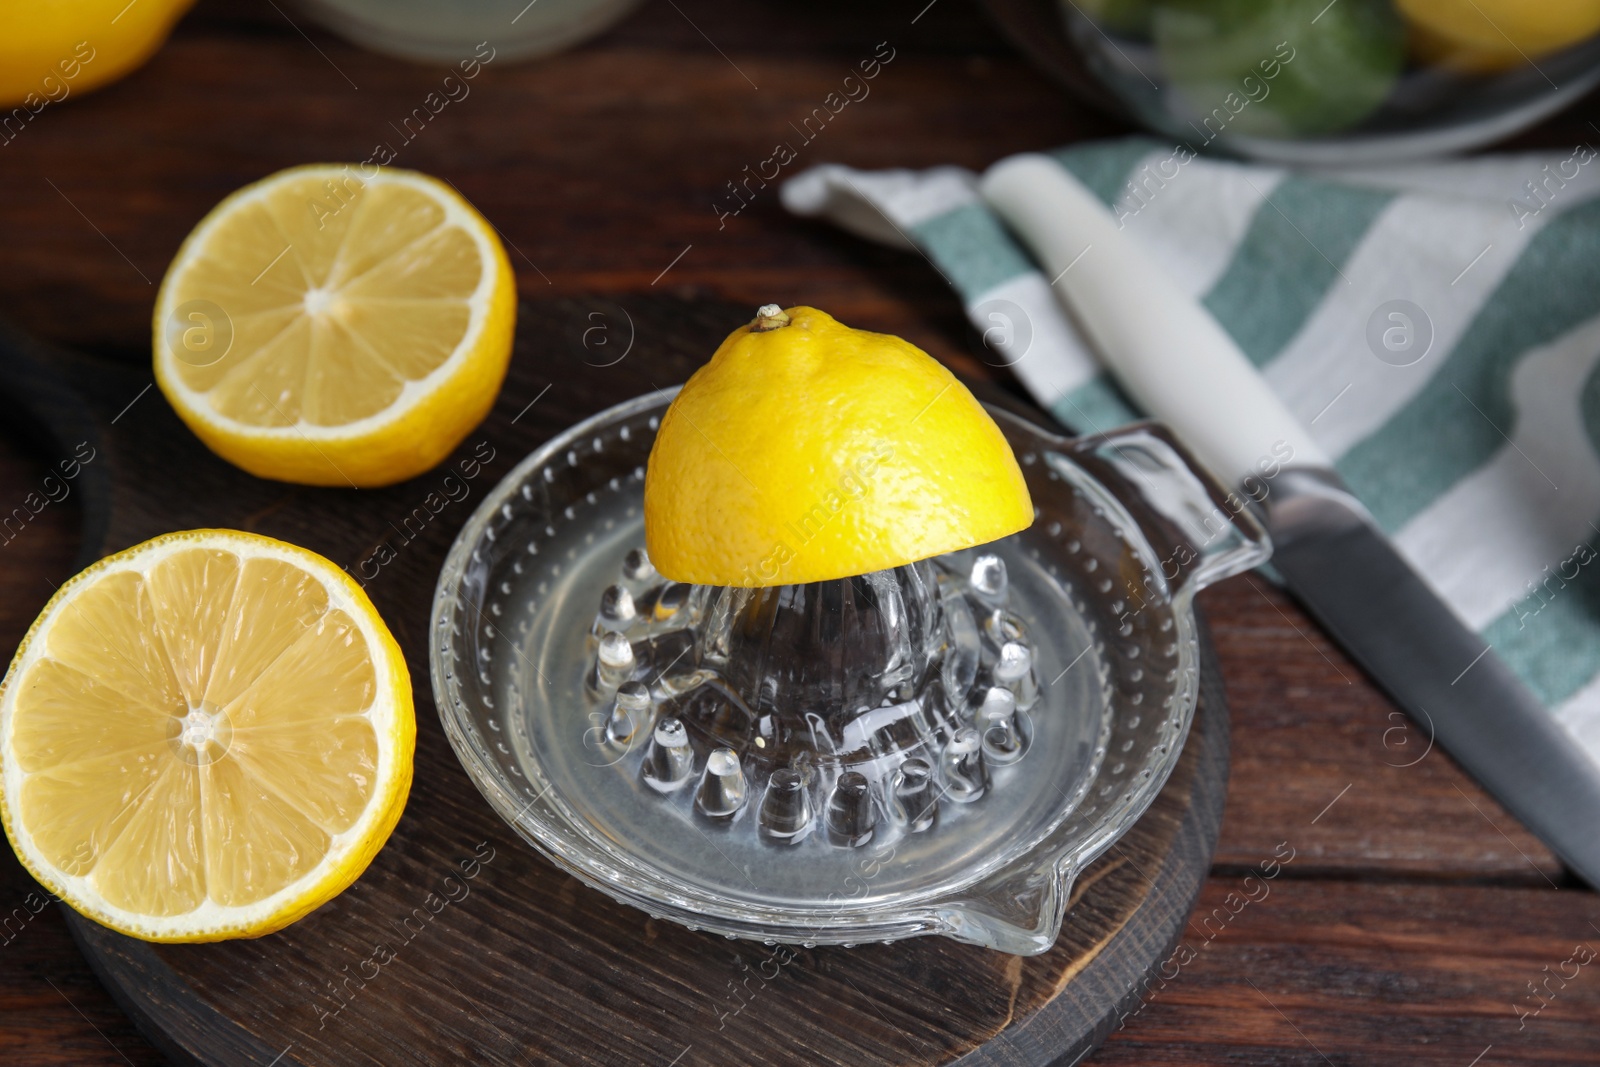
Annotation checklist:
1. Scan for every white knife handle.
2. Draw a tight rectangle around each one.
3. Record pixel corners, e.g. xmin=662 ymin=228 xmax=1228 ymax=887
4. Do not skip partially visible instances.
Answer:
xmin=979 ymin=154 xmax=1330 ymax=489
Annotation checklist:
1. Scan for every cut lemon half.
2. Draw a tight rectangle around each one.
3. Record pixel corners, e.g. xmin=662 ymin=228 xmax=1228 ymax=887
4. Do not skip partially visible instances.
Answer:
xmin=0 ymin=530 xmax=414 ymax=942
xmin=154 ymin=164 xmax=516 ymax=488
xmin=645 ymin=305 xmax=1034 ymax=586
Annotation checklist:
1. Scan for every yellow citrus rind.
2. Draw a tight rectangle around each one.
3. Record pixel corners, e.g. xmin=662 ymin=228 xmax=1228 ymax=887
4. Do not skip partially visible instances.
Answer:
xmin=645 ymin=306 xmax=1034 ymax=587
xmin=1398 ymin=0 xmax=1600 ymax=71
xmin=0 ymin=0 xmax=195 ymax=108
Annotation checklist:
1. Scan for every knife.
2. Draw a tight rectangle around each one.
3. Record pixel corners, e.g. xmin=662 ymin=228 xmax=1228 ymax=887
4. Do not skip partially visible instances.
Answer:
xmin=980 ymin=154 xmax=1600 ymax=889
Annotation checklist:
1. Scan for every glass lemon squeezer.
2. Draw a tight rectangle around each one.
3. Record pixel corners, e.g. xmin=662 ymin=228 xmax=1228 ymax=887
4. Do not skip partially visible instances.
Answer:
xmin=431 ymin=307 xmax=1269 ymax=955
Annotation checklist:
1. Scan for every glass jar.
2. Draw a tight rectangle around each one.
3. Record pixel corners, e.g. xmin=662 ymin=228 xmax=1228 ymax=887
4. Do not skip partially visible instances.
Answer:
xmin=987 ymin=0 xmax=1600 ymax=164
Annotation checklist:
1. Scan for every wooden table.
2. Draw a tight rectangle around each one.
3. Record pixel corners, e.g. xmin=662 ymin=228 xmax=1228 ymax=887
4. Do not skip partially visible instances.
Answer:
xmin=1 ymin=1 xmax=1597 ymax=1062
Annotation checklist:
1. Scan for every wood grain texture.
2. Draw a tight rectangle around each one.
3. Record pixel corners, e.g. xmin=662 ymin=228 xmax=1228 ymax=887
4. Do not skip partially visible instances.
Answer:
xmin=0 ymin=0 xmax=1597 ymax=1061
xmin=1096 ymin=879 xmax=1600 ymax=1065
xmin=34 ymin=292 xmax=1225 ymax=1067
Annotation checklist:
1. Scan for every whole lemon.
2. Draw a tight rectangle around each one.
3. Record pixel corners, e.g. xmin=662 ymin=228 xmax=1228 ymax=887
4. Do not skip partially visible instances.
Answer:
xmin=1 ymin=0 xmax=196 ymax=110
xmin=1398 ymin=0 xmax=1600 ymax=72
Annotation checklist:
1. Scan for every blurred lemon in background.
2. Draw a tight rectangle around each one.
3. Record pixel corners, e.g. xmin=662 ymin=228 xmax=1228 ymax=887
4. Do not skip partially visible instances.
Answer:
xmin=0 ymin=0 xmax=196 ymax=108
xmin=1397 ymin=0 xmax=1600 ymax=72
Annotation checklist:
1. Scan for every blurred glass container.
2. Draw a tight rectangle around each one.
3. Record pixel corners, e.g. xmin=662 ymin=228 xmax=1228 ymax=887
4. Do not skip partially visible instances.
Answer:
xmin=984 ymin=0 xmax=1600 ymax=164
xmin=297 ymin=0 xmax=643 ymax=64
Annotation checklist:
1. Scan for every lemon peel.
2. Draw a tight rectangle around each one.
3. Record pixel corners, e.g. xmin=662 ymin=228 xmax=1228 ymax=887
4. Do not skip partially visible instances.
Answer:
xmin=645 ymin=306 xmax=1034 ymax=586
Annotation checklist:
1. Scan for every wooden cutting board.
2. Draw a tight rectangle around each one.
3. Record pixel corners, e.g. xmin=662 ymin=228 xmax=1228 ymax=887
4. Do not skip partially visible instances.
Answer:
xmin=0 ymin=295 xmax=1229 ymax=1067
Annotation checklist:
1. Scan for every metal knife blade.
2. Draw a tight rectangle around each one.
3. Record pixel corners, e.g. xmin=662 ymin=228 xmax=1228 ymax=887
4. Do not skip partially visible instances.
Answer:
xmin=979 ymin=154 xmax=1600 ymax=887
xmin=1267 ymin=470 xmax=1600 ymax=887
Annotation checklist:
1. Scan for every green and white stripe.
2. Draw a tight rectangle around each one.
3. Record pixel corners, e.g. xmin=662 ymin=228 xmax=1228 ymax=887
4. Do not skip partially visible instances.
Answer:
xmin=783 ymin=137 xmax=1600 ymax=759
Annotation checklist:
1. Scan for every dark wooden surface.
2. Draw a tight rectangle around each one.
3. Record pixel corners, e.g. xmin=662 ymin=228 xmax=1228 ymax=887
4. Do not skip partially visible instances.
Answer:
xmin=0 ymin=0 xmax=1597 ymax=1063
xmin=27 ymin=293 xmax=1230 ymax=1067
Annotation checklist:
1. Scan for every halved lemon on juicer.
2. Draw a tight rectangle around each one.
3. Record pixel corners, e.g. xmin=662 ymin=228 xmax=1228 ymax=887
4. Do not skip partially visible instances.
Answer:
xmin=644 ymin=305 xmax=1035 ymax=586
xmin=0 ymin=530 xmax=414 ymax=942
xmin=154 ymin=164 xmax=516 ymax=488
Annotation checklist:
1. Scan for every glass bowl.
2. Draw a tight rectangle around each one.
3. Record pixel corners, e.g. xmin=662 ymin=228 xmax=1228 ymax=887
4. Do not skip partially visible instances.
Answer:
xmin=430 ymin=391 xmax=1268 ymax=954
xmin=985 ymin=0 xmax=1600 ymax=164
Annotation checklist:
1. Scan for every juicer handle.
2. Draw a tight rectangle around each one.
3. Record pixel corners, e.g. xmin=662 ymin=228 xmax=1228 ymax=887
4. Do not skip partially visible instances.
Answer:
xmin=1063 ymin=421 xmax=1273 ymax=603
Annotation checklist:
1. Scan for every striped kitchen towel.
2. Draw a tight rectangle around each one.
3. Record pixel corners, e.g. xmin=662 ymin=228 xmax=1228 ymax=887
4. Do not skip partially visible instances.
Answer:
xmin=782 ymin=137 xmax=1600 ymax=758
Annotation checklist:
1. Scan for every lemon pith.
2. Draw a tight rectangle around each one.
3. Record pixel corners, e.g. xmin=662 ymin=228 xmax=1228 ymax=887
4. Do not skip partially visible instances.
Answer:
xmin=0 ymin=529 xmax=414 ymax=942
xmin=644 ymin=306 xmax=1034 ymax=587
xmin=153 ymin=164 xmax=516 ymax=488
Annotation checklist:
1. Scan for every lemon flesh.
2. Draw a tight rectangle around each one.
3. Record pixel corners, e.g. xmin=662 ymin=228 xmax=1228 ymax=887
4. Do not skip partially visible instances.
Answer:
xmin=154 ymin=164 xmax=516 ymax=487
xmin=644 ymin=307 xmax=1034 ymax=587
xmin=0 ymin=530 xmax=414 ymax=942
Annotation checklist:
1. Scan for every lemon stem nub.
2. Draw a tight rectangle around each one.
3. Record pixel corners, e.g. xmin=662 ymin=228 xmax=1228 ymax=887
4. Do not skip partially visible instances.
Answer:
xmin=751 ymin=304 xmax=791 ymax=332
